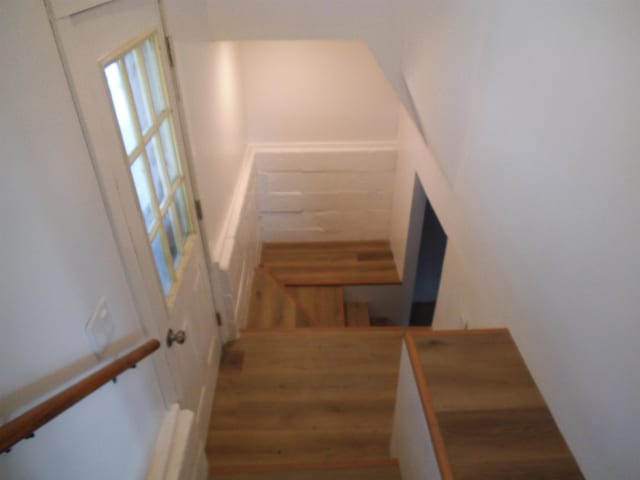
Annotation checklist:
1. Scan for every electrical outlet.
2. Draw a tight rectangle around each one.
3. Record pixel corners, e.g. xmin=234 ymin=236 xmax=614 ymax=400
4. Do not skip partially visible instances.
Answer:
xmin=85 ymin=297 xmax=114 ymax=356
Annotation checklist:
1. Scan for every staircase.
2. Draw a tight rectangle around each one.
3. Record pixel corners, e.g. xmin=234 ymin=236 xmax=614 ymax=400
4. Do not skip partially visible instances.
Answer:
xmin=208 ymin=330 xmax=406 ymax=479
xmin=246 ymin=266 xmax=390 ymax=329
xmin=246 ymin=241 xmax=401 ymax=330
xmin=210 ymin=241 xmax=405 ymax=479
xmin=211 ymin=242 xmax=585 ymax=480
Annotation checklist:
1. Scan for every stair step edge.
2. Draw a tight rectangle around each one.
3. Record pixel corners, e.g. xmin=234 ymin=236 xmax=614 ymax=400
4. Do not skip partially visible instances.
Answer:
xmin=210 ymin=458 xmax=399 ymax=474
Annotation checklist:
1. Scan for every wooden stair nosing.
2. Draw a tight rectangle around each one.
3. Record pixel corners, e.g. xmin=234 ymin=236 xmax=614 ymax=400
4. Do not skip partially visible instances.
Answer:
xmin=277 ymin=279 xmax=402 ymax=287
xmin=210 ymin=457 xmax=400 ymax=475
xmin=239 ymin=326 xmax=434 ymax=334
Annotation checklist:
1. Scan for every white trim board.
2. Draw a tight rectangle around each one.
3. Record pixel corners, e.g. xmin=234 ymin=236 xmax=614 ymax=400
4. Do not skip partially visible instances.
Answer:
xmin=146 ymin=404 xmax=207 ymax=480
xmin=48 ymin=0 xmax=114 ymax=19
xmin=250 ymin=141 xmax=399 ymax=153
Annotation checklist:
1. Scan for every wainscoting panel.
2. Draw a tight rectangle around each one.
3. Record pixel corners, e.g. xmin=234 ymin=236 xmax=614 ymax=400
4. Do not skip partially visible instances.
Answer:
xmin=254 ymin=144 xmax=397 ymax=242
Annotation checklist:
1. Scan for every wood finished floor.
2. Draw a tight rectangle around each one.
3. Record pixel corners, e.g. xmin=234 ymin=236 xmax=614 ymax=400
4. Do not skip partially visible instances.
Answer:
xmin=246 ymin=269 xmax=315 ymax=329
xmin=345 ymin=302 xmax=370 ymax=327
xmin=261 ymin=241 xmax=401 ymax=286
xmin=211 ymin=461 xmax=402 ymax=480
xmin=207 ymin=331 xmax=404 ymax=467
xmin=415 ymin=332 xmax=585 ymax=479
xmin=288 ymin=287 xmax=345 ymax=327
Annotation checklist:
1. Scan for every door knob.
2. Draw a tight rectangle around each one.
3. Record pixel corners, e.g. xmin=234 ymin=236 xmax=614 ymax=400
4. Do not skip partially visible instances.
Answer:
xmin=166 ymin=328 xmax=186 ymax=347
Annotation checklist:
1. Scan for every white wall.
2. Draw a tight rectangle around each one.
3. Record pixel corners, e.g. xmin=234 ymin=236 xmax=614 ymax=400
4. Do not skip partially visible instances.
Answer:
xmin=256 ymin=147 xmax=396 ymax=242
xmin=206 ymin=0 xmax=412 ymax=121
xmin=391 ymin=342 xmax=441 ymax=480
xmin=170 ymin=40 xmax=249 ymax=249
xmin=242 ymin=41 xmax=399 ymax=143
xmin=392 ymin=2 xmax=640 ymax=478
xmin=242 ymin=41 xmax=400 ymax=242
xmin=391 ymin=109 xmax=480 ymax=332
xmin=0 ymin=2 xmax=165 ymax=478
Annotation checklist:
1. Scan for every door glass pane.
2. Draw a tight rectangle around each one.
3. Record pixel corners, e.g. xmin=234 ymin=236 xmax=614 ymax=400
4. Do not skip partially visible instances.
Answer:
xmin=163 ymin=210 xmax=182 ymax=268
xmin=159 ymin=119 xmax=181 ymax=184
xmin=151 ymin=231 xmax=173 ymax=295
xmin=142 ymin=39 xmax=167 ymax=115
xmin=146 ymin=136 xmax=167 ymax=206
xmin=175 ymin=184 xmax=191 ymax=239
xmin=104 ymin=62 xmax=137 ymax=154
xmin=105 ymin=34 xmax=193 ymax=300
xmin=124 ymin=50 xmax=153 ymax=134
xmin=130 ymin=155 xmax=157 ymax=232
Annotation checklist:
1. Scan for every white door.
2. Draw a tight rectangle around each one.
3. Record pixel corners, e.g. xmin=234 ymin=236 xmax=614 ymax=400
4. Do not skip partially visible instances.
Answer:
xmin=48 ymin=0 xmax=221 ymax=440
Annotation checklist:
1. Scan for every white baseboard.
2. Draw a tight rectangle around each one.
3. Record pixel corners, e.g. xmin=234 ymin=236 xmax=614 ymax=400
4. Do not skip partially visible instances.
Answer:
xmin=147 ymin=405 xmax=205 ymax=480
xmin=209 ymin=146 xmax=261 ymax=340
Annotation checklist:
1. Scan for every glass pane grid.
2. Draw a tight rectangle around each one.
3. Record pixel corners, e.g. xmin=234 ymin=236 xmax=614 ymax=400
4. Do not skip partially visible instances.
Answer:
xmin=104 ymin=33 xmax=193 ymax=299
xmin=105 ymin=62 xmax=138 ymax=154
xmin=124 ymin=49 xmax=153 ymax=134
xmin=142 ymin=38 xmax=168 ymax=116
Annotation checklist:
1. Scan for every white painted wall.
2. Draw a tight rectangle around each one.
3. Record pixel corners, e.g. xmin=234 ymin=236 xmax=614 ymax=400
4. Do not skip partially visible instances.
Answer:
xmin=242 ymin=41 xmax=399 ymax=143
xmin=391 ymin=342 xmax=441 ymax=480
xmin=241 ymin=41 xmax=400 ymax=242
xmin=392 ymin=2 xmax=640 ymax=478
xmin=205 ymin=0 xmax=415 ymax=128
xmin=390 ymin=109 xmax=474 ymax=331
xmin=256 ymin=147 xmax=396 ymax=242
xmin=169 ymin=40 xmax=249 ymax=249
xmin=0 ymin=2 xmax=165 ymax=478
xmin=211 ymin=151 xmax=262 ymax=334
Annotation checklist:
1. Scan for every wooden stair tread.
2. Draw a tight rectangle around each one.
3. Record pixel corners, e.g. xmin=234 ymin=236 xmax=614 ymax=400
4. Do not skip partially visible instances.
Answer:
xmin=345 ymin=302 xmax=370 ymax=327
xmin=261 ymin=241 xmax=401 ymax=286
xmin=210 ymin=460 xmax=401 ymax=479
xmin=370 ymin=317 xmax=394 ymax=327
xmin=288 ymin=287 xmax=345 ymax=327
xmin=411 ymin=331 xmax=585 ymax=479
xmin=246 ymin=269 xmax=315 ymax=329
xmin=208 ymin=331 xmax=405 ymax=467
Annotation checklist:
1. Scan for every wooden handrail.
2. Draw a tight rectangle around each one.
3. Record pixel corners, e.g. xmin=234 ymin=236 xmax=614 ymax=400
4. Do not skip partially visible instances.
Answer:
xmin=0 ymin=339 xmax=161 ymax=453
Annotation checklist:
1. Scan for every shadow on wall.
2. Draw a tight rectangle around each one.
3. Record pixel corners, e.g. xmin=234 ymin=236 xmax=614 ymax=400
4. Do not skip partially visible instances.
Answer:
xmin=410 ymin=182 xmax=447 ymax=326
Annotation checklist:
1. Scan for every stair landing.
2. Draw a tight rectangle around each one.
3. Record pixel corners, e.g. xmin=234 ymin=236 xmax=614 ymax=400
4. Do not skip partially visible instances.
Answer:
xmin=208 ymin=331 xmax=404 ymax=468
xmin=261 ymin=241 xmax=400 ymax=286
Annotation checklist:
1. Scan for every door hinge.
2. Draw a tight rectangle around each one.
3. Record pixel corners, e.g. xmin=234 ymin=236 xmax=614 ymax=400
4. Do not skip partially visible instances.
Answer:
xmin=194 ymin=199 xmax=203 ymax=221
xmin=165 ymin=35 xmax=174 ymax=68
xmin=215 ymin=312 xmax=223 ymax=326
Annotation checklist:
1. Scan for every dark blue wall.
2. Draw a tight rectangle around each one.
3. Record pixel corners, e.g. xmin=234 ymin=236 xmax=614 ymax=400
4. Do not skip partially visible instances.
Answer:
xmin=412 ymin=198 xmax=447 ymax=303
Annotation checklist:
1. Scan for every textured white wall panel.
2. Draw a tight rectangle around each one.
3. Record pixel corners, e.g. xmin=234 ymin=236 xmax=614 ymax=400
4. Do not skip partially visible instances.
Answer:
xmin=255 ymin=146 xmax=396 ymax=242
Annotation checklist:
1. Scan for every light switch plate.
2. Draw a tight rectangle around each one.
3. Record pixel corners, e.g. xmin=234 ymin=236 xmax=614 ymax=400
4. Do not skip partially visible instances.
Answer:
xmin=85 ymin=297 xmax=114 ymax=356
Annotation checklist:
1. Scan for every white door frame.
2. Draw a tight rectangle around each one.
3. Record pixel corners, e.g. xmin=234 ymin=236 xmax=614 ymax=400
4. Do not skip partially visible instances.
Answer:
xmin=157 ymin=0 xmax=234 ymax=344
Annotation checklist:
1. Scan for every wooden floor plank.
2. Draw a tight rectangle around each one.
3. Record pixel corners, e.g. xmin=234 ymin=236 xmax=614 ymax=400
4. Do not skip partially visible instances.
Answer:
xmin=210 ymin=462 xmax=402 ymax=480
xmin=288 ymin=287 xmax=345 ymax=327
xmin=246 ymin=269 xmax=316 ymax=329
xmin=207 ymin=331 xmax=404 ymax=467
xmin=261 ymin=241 xmax=400 ymax=285
xmin=413 ymin=332 xmax=585 ymax=479
xmin=345 ymin=302 xmax=370 ymax=327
